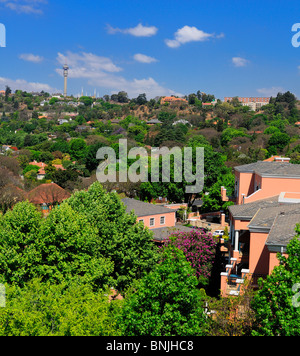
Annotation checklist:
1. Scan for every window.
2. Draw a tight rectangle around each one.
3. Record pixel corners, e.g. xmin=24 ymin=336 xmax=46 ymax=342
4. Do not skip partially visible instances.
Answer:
xmin=150 ymin=218 xmax=155 ymax=227
xmin=139 ymin=219 xmax=144 ymax=224
xmin=160 ymin=216 xmax=165 ymax=225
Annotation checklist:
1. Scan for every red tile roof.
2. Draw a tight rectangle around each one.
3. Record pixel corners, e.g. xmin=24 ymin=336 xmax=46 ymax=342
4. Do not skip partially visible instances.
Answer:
xmin=27 ymin=183 xmax=71 ymax=205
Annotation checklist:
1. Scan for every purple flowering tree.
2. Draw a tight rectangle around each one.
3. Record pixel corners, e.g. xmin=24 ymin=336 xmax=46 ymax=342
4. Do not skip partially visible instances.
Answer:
xmin=164 ymin=229 xmax=217 ymax=284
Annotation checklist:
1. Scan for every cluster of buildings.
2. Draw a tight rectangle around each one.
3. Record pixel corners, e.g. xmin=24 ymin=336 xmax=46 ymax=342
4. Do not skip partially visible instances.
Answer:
xmin=160 ymin=96 xmax=188 ymax=105
xmin=220 ymin=156 xmax=300 ymax=296
xmin=29 ymin=160 xmax=65 ymax=180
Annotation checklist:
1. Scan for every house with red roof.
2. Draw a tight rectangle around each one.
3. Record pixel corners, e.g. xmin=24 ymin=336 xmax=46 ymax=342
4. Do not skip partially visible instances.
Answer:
xmin=29 ymin=161 xmax=66 ymax=180
xmin=27 ymin=183 xmax=71 ymax=214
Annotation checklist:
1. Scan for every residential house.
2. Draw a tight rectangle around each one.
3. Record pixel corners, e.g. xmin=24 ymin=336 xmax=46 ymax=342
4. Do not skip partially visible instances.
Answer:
xmin=220 ymin=159 xmax=300 ymax=296
xmin=58 ymin=118 xmax=70 ymax=125
xmin=27 ymin=183 xmax=71 ymax=215
xmin=122 ymin=198 xmax=194 ymax=243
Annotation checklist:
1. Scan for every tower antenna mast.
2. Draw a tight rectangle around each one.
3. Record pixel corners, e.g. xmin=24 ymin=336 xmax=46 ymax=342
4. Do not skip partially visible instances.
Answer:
xmin=63 ymin=64 xmax=69 ymax=97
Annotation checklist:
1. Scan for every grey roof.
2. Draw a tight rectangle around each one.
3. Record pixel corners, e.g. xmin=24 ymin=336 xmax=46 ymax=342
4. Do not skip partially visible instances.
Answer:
xmin=267 ymin=212 xmax=300 ymax=247
xmin=122 ymin=198 xmax=174 ymax=217
xmin=235 ymin=161 xmax=300 ymax=178
xmin=229 ymin=196 xmax=280 ymax=220
xmin=248 ymin=203 xmax=300 ymax=231
xmin=192 ymin=199 xmax=203 ymax=207
xmin=151 ymin=225 xmax=195 ymax=242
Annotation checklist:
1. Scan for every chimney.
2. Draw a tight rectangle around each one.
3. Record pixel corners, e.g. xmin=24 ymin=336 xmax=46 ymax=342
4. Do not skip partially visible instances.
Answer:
xmin=221 ymin=213 xmax=226 ymax=227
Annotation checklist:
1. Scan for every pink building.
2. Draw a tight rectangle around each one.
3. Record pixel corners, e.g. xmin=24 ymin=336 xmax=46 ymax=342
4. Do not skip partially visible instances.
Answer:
xmin=122 ymin=198 xmax=193 ymax=243
xmin=220 ymin=159 xmax=300 ymax=296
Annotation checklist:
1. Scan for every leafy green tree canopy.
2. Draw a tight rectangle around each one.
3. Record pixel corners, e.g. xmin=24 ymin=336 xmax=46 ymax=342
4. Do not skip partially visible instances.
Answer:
xmin=119 ymin=244 xmax=207 ymax=336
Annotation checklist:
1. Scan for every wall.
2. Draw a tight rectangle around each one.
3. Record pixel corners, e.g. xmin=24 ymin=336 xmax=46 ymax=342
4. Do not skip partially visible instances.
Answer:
xmin=269 ymin=251 xmax=288 ymax=274
xmin=245 ymin=176 xmax=300 ymax=204
xmin=137 ymin=212 xmax=176 ymax=230
xmin=236 ymin=171 xmax=255 ymax=205
xmin=249 ymin=231 xmax=270 ymax=275
xmin=232 ymin=218 xmax=251 ymax=231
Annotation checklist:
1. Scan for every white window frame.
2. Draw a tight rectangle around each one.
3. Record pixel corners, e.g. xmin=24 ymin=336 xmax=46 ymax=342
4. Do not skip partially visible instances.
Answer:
xmin=160 ymin=216 xmax=165 ymax=225
xmin=150 ymin=218 xmax=155 ymax=227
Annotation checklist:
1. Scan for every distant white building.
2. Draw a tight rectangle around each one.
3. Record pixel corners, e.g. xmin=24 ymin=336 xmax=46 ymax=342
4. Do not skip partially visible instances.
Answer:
xmin=58 ymin=118 xmax=71 ymax=125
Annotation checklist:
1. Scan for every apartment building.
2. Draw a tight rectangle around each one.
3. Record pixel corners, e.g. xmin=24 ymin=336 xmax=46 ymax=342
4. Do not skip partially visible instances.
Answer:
xmin=224 ymin=97 xmax=270 ymax=111
xmin=220 ymin=159 xmax=300 ymax=296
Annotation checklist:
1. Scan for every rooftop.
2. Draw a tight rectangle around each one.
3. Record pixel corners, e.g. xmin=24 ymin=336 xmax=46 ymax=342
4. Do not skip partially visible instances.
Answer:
xmin=234 ymin=161 xmax=300 ymax=177
xmin=267 ymin=212 xmax=300 ymax=248
xmin=230 ymin=195 xmax=300 ymax=248
xmin=248 ymin=203 xmax=300 ymax=231
xmin=122 ymin=198 xmax=174 ymax=217
xmin=151 ymin=225 xmax=195 ymax=242
xmin=229 ymin=195 xmax=280 ymax=220
xmin=27 ymin=183 xmax=71 ymax=205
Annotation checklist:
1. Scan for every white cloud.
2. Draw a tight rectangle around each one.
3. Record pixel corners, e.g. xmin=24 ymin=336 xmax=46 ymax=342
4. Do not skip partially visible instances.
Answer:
xmin=0 ymin=0 xmax=47 ymax=14
xmin=232 ymin=57 xmax=249 ymax=67
xmin=56 ymin=51 xmax=123 ymax=77
xmin=55 ymin=51 xmax=180 ymax=99
xmin=0 ymin=76 xmax=57 ymax=93
xmin=19 ymin=53 xmax=44 ymax=63
xmin=133 ymin=53 xmax=158 ymax=64
xmin=165 ymin=26 xmax=218 ymax=48
xmin=107 ymin=23 xmax=158 ymax=37
xmin=257 ymin=87 xmax=285 ymax=97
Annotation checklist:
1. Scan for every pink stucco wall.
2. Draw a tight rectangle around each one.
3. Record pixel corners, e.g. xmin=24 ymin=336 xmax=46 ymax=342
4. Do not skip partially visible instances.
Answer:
xmin=138 ymin=212 xmax=176 ymax=230
xmin=269 ymin=251 xmax=288 ymax=274
xmin=235 ymin=171 xmax=255 ymax=205
xmin=231 ymin=218 xmax=251 ymax=231
xmin=242 ymin=175 xmax=300 ymax=204
xmin=249 ymin=232 xmax=270 ymax=275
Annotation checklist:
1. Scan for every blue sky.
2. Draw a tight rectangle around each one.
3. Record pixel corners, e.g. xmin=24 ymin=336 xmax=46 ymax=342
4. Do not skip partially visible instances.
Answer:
xmin=0 ymin=0 xmax=300 ymax=99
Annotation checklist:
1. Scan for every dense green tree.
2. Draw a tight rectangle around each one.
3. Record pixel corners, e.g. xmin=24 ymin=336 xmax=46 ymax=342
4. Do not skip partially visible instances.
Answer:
xmin=79 ymin=96 xmax=94 ymax=107
xmin=66 ymin=182 xmax=160 ymax=292
xmin=68 ymin=138 xmax=87 ymax=161
xmin=0 ymin=202 xmax=42 ymax=285
xmin=0 ymin=279 xmax=122 ymax=336
xmin=251 ymin=232 xmax=300 ymax=336
xmin=119 ymin=244 xmax=207 ymax=336
xmin=5 ymin=86 xmax=11 ymax=102
xmin=36 ymin=202 xmax=114 ymax=288
xmin=0 ymin=201 xmax=114 ymax=289
xmin=268 ymin=132 xmax=290 ymax=151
